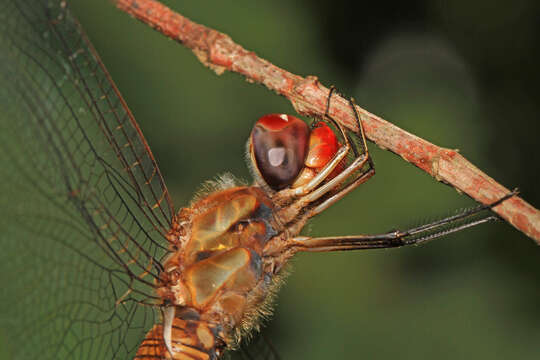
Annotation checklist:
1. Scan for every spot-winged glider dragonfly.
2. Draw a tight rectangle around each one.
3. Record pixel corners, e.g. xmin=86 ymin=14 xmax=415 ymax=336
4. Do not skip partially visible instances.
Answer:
xmin=0 ymin=1 xmax=533 ymax=359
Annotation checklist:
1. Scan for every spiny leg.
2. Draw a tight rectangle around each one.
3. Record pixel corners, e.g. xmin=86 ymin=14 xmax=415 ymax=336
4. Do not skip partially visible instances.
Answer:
xmin=298 ymin=96 xmax=376 ymax=213
xmin=285 ymin=167 xmax=375 ymax=236
xmin=324 ymin=88 xmax=368 ymax=161
xmin=304 ymin=95 xmax=375 ymax=206
xmin=323 ymin=86 xmax=352 ymax=147
xmin=289 ymin=190 xmax=518 ymax=253
xmin=291 ymin=152 xmax=369 ymax=206
xmin=278 ymin=93 xmax=375 ymax=224
xmin=276 ymin=86 xmax=352 ymax=201
xmin=349 ymin=97 xmax=374 ymax=169
xmin=310 ymin=167 xmax=375 ymax=217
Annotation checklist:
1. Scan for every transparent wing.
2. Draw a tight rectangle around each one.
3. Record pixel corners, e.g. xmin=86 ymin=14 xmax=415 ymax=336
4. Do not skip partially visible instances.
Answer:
xmin=0 ymin=0 xmax=175 ymax=358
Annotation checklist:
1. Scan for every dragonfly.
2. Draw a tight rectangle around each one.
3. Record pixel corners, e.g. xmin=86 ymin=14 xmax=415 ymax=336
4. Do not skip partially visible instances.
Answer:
xmin=0 ymin=1 xmax=518 ymax=359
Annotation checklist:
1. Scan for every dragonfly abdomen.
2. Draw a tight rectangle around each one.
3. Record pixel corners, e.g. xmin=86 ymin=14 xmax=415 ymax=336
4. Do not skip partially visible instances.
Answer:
xmin=136 ymin=311 xmax=224 ymax=360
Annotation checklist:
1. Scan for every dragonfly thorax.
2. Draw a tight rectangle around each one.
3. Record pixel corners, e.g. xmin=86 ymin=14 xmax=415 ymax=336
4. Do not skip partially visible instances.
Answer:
xmin=154 ymin=183 xmax=294 ymax=356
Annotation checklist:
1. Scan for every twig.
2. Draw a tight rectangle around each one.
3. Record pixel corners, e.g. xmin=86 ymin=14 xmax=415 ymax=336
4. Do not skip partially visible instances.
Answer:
xmin=112 ymin=0 xmax=540 ymax=242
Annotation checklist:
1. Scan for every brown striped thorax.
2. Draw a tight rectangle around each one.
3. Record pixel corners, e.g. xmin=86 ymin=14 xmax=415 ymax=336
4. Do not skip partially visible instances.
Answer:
xmin=153 ymin=186 xmax=280 ymax=359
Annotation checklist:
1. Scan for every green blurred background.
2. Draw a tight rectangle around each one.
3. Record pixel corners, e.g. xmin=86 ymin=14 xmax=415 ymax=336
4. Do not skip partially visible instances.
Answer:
xmin=23 ymin=0 xmax=540 ymax=358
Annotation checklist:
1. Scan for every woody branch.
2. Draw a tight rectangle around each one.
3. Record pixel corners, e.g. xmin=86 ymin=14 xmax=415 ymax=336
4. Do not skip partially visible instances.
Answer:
xmin=113 ymin=0 xmax=540 ymax=242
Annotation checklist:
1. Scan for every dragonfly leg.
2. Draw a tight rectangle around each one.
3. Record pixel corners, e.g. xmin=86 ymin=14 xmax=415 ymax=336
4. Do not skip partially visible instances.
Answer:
xmin=289 ymin=190 xmax=518 ymax=253
xmin=277 ymin=94 xmax=375 ymax=224
xmin=309 ymin=167 xmax=375 ymax=217
xmin=275 ymin=87 xmax=353 ymax=201
xmin=285 ymin=166 xmax=375 ymax=236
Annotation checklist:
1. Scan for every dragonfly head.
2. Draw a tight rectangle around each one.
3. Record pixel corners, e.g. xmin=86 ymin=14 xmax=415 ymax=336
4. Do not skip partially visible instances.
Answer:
xmin=248 ymin=114 xmax=340 ymax=192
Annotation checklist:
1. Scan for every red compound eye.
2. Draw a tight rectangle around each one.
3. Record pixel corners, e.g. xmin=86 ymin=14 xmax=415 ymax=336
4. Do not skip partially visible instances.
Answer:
xmin=250 ymin=114 xmax=309 ymax=190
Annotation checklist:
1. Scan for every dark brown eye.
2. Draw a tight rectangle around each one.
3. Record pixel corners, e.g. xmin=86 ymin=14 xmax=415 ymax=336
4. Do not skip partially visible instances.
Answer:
xmin=250 ymin=114 xmax=309 ymax=190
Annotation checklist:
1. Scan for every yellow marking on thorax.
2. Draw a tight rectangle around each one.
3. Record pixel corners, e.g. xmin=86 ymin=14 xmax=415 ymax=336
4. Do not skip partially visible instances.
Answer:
xmin=186 ymin=194 xmax=257 ymax=261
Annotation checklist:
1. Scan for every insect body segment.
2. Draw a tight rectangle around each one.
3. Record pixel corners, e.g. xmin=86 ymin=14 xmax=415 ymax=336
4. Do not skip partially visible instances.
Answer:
xmin=136 ymin=315 xmax=222 ymax=360
xmin=151 ymin=187 xmax=280 ymax=359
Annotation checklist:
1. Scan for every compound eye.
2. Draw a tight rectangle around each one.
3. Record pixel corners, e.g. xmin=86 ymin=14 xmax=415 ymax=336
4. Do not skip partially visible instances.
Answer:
xmin=250 ymin=114 xmax=309 ymax=190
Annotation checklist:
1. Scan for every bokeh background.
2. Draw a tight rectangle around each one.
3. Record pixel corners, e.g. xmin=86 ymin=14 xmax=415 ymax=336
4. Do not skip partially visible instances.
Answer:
xmin=12 ymin=0 xmax=540 ymax=359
